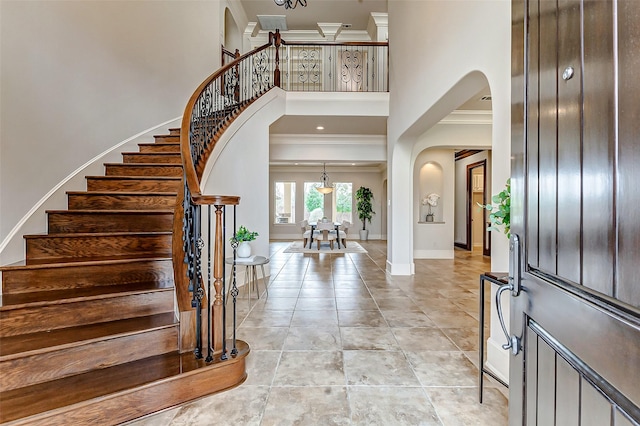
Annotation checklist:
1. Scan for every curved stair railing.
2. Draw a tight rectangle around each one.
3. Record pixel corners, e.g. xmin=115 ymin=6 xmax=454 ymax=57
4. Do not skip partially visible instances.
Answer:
xmin=174 ymin=31 xmax=389 ymax=360
xmin=173 ymin=31 xmax=282 ymax=358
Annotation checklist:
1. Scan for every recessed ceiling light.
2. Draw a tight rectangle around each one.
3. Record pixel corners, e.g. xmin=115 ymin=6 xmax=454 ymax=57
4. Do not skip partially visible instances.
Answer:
xmin=351 ymin=163 xmax=356 ymax=166
xmin=316 ymin=126 xmax=324 ymax=130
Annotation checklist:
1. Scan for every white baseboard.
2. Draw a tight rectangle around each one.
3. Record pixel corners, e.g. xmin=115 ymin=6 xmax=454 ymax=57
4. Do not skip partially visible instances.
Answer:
xmin=485 ymin=336 xmax=510 ymax=384
xmin=386 ymin=259 xmax=414 ymax=276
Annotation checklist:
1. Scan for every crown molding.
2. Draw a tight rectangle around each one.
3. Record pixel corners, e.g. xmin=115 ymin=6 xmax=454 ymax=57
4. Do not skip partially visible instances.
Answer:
xmin=270 ymin=134 xmax=386 ymax=145
xmin=439 ymin=110 xmax=493 ymax=125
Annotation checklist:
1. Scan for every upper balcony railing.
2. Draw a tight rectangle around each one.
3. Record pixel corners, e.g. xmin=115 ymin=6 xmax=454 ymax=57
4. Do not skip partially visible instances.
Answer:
xmin=279 ymin=40 xmax=389 ymax=92
xmin=174 ymin=31 xmax=388 ymax=362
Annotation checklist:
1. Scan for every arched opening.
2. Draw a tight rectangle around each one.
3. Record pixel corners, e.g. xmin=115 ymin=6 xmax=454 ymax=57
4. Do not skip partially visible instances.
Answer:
xmin=224 ymin=7 xmax=242 ymax=54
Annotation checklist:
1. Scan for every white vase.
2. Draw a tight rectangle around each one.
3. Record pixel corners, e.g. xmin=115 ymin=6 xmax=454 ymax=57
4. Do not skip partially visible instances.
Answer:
xmin=237 ymin=241 xmax=252 ymax=258
xmin=359 ymin=229 xmax=369 ymax=241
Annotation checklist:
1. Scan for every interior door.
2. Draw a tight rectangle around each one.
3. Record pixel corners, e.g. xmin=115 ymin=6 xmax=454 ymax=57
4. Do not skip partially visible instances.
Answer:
xmin=509 ymin=0 xmax=640 ymax=424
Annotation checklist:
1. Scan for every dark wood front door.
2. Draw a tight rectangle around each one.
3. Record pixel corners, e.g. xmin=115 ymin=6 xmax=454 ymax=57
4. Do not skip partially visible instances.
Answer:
xmin=509 ymin=0 xmax=640 ymax=423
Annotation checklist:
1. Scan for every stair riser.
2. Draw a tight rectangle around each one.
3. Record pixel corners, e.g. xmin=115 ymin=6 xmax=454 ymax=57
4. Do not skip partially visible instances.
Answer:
xmin=0 ymin=326 xmax=178 ymax=392
xmin=67 ymin=194 xmax=176 ymax=210
xmin=104 ymin=164 xmax=182 ymax=177
xmin=2 ymin=351 xmax=247 ymax=426
xmin=47 ymin=212 xmax=174 ymax=234
xmin=25 ymin=234 xmax=171 ymax=263
xmin=2 ymin=259 xmax=173 ymax=294
xmin=122 ymin=154 xmax=182 ymax=164
xmin=154 ymin=135 xmax=180 ymax=143
xmin=86 ymin=178 xmax=180 ymax=192
xmin=0 ymin=290 xmax=174 ymax=338
xmin=168 ymin=128 xmax=180 ymax=136
xmin=138 ymin=143 xmax=180 ymax=153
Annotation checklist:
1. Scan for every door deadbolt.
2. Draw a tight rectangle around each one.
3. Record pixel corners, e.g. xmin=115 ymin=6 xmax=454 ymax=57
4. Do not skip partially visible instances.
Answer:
xmin=562 ymin=66 xmax=574 ymax=81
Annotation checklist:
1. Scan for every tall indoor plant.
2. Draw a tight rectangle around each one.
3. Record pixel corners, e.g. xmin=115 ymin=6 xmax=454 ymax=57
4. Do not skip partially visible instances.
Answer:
xmin=355 ymin=186 xmax=375 ymax=241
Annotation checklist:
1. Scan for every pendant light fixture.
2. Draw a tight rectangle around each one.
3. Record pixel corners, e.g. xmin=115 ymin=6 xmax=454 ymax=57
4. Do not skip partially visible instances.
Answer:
xmin=274 ymin=0 xmax=307 ymax=9
xmin=316 ymin=163 xmax=334 ymax=194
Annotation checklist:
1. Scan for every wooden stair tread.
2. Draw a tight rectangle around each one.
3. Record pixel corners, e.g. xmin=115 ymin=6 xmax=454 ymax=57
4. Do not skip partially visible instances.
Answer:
xmin=66 ymin=191 xmax=177 ymax=196
xmin=0 ymin=256 xmax=171 ymax=272
xmin=45 ymin=209 xmax=173 ymax=215
xmin=103 ymin=162 xmax=182 ymax=166
xmin=0 ymin=281 xmax=174 ymax=309
xmin=85 ymin=176 xmax=180 ymax=181
xmin=24 ymin=231 xmax=171 ymax=239
xmin=0 ymin=313 xmax=177 ymax=358
xmin=23 ymin=253 xmax=171 ymax=266
xmin=0 ymin=341 xmax=249 ymax=424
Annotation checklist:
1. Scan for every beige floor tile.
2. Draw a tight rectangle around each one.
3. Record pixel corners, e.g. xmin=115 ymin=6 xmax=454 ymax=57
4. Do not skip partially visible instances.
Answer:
xmin=338 ymin=310 xmax=388 ymax=327
xmin=347 ymin=386 xmax=442 ymax=425
xmin=169 ymin=385 xmax=270 ymax=425
xmin=343 ymin=350 xmax=420 ymax=386
xmin=290 ymin=309 xmax=339 ymax=326
xmin=261 ymin=386 xmax=350 ymax=426
xmin=283 ymin=326 xmax=342 ymax=350
xmin=405 ymin=350 xmax=478 ymax=386
xmin=130 ymin=241 xmax=508 ymax=425
xmin=426 ymin=387 xmax=508 ymax=426
xmin=244 ymin=350 xmax=281 ymax=385
xmin=236 ymin=327 xmax=288 ymax=350
xmin=392 ymin=327 xmax=459 ymax=351
xmin=380 ymin=309 xmax=437 ymax=328
xmin=273 ymin=351 xmax=345 ymax=386
xmin=295 ymin=297 xmax=337 ymax=310
xmin=340 ymin=327 xmax=400 ymax=350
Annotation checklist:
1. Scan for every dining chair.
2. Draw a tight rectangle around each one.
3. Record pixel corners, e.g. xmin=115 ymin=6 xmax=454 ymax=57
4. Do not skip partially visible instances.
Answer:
xmin=315 ymin=221 xmax=337 ymax=249
xmin=299 ymin=220 xmax=313 ymax=247
xmin=337 ymin=220 xmax=350 ymax=247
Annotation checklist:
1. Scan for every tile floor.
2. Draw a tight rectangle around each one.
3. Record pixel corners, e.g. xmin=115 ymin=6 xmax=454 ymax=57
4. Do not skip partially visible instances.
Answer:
xmin=128 ymin=240 xmax=508 ymax=425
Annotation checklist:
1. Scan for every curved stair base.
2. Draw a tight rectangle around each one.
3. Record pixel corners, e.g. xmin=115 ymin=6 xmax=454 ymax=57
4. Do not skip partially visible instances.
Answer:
xmin=1 ymin=341 xmax=249 ymax=426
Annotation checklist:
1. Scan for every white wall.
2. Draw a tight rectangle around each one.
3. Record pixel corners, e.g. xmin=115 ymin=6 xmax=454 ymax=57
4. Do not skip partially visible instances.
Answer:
xmin=269 ymin=166 xmax=385 ymax=241
xmin=413 ymin=149 xmax=455 ymax=259
xmin=387 ymin=0 xmax=511 ymax=380
xmin=387 ymin=0 xmax=510 ymax=276
xmin=0 ymin=0 xmax=223 ymax=263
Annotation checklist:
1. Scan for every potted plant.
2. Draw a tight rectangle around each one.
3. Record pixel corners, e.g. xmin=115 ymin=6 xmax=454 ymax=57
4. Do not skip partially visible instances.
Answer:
xmin=230 ymin=225 xmax=259 ymax=257
xmin=355 ymin=186 xmax=375 ymax=241
xmin=477 ymin=179 xmax=510 ymax=238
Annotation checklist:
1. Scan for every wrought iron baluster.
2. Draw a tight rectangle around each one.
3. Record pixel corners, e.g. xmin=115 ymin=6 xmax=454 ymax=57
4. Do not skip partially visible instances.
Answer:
xmin=205 ymin=205 xmax=213 ymax=362
xmin=230 ymin=205 xmax=239 ymax=356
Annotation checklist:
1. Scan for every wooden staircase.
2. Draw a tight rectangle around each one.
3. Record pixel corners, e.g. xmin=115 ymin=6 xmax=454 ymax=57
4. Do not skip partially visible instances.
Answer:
xmin=0 ymin=129 xmax=248 ymax=425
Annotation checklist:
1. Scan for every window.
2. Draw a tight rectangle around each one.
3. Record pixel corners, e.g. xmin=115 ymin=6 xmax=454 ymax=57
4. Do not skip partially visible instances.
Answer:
xmin=274 ymin=182 xmax=295 ymax=224
xmin=304 ymin=182 xmax=324 ymax=222
xmin=332 ymin=183 xmax=353 ymax=223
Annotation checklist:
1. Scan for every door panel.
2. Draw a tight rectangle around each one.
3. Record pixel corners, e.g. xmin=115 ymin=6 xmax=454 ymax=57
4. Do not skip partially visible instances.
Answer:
xmin=581 ymin=0 xmax=615 ymax=294
xmin=510 ymin=0 xmax=640 ymax=423
xmin=556 ymin=356 xmax=579 ymax=426
xmin=618 ymin=0 xmax=640 ymax=306
xmin=536 ymin=0 xmax=558 ymax=275
xmin=556 ymin=0 xmax=582 ymax=283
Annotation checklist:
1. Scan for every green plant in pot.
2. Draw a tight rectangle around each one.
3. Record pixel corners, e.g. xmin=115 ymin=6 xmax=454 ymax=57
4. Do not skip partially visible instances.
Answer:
xmin=230 ymin=225 xmax=259 ymax=258
xmin=477 ymin=179 xmax=510 ymax=238
xmin=355 ymin=186 xmax=375 ymax=241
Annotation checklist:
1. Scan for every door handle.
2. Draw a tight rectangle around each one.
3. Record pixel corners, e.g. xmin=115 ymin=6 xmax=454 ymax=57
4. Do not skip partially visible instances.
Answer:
xmin=496 ymin=233 xmax=523 ymax=355
xmin=496 ymin=282 xmax=520 ymax=355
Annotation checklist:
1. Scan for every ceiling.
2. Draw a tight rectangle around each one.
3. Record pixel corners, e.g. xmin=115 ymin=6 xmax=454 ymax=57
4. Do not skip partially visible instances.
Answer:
xmin=239 ymin=1 xmax=492 ymax=166
xmin=240 ymin=0 xmax=388 ymax=31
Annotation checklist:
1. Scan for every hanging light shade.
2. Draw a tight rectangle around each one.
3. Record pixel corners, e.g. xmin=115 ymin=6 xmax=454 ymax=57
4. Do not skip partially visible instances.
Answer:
xmin=316 ymin=163 xmax=334 ymax=194
xmin=274 ymin=0 xmax=307 ymax=9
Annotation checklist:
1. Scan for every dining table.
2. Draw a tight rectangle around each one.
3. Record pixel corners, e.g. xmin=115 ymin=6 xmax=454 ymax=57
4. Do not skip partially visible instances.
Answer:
xmin=308 ymin=221 xmax=342 ymax=249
